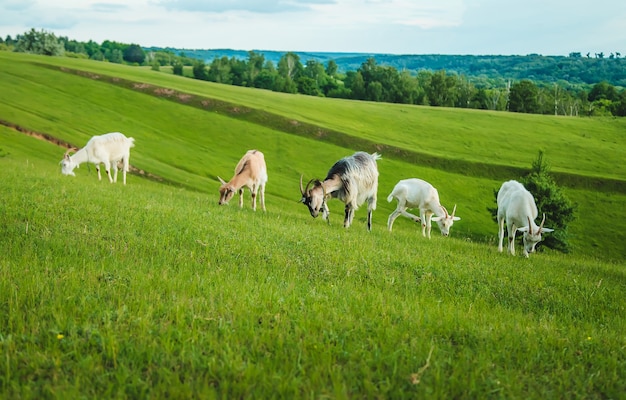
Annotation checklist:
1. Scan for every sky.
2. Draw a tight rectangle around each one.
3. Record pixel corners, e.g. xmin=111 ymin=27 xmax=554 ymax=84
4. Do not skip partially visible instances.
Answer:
xmin=1 ymin=0 xmax=625 ymax=56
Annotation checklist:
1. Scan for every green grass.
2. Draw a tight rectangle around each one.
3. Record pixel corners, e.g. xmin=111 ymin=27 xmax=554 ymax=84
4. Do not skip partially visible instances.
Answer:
xmin=0 ymin=51 xmax=625 ymax=398
xmin=1 ymin=132 xmax=625 ymax=398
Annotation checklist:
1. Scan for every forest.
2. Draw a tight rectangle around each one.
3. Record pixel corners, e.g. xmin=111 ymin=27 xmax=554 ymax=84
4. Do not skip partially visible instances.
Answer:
xmin=3 ymin=28 xmax=625 ymax=117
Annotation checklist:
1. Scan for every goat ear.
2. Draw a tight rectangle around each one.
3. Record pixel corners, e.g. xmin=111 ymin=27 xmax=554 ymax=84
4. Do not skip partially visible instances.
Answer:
xmin=431 ymin=216 xmax=443 ymax=221
xmin=217 ymin=176 xmax=226 ymax=185
xmin=517 ymin=226 xmax=529 ymax=233
xmin=541 ymin=228 xmax=555 ymax=233
xmin=453 ymin=217 xmax=461 ymax=221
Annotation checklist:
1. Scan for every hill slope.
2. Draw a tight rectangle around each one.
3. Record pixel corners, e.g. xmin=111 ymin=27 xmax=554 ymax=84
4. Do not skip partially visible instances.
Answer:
xmin=1 ymin=114 xmax=625 ymax=399
xmin=1 ymin=51 xmax=625 ymax=260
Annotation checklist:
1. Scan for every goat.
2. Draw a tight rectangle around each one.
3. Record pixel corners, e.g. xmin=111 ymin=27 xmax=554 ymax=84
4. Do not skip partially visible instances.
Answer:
xmin=387 ymin=178 xmax=460 ymax=238
xmin=300 ymin=151 xmax=381 ymax=231
xmin=60 ymin=132 xmax=135 ymax=185
xmin=497 ymin=180 xmax=554 ymax=257
xmin=218 ymin=150 xmax=268 ymax=211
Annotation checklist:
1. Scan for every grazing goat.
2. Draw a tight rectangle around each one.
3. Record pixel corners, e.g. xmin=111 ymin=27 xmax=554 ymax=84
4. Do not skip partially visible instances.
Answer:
xmin=497 ymin=180 xmax=554 ymax=257
xmin=218 ymin=150 xmax=268 ymax=211
xmin=60 ymin=132 xmax=135 ymax=185
xmin=300 ymin=151 xmax=381 ymax=231
xmin=387 ymin=178 xmax=460 ymax=238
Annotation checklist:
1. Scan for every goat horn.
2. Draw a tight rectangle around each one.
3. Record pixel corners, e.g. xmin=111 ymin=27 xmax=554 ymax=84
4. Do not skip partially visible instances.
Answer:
xmin=304 ymin=179 xmax=316 ymax=194
xmin=452 ymin=204 xmax=457 ymax=217
xmin=539 ymin=213 xmax=546 ymax=232
xmin=64 ymin=147 xmax=75 ymax=157
xmin=441 ymin=205 xmax=449 ymax=217
xmin=299 ymin=175 xmax=305 ymax=195
xmin=527 ymin=216 xmax=533 ymax=235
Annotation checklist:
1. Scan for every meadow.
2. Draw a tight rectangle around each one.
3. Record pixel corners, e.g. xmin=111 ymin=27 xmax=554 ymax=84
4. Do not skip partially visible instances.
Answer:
xmin=0 ymin=51 xmax=625 ymax=398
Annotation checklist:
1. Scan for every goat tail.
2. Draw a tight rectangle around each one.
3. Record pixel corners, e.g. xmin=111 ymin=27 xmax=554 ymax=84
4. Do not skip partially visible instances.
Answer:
xmin=128 ymin=137 xmax=136 ymax=147
xmin=371 ymin=152 xmax=382 ymax=161
xmin=387 ymin=192 xmax=395 ymax=203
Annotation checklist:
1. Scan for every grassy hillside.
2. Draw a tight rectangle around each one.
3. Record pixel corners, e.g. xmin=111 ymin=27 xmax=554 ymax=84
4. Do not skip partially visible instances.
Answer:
xmin=1 ymin=51 xmax=625 ymax=260
xmin=5 ymin=52 xmax=626 ymax=183
xmin=1 ymin=52 xmax=625 ymax=398
xmin=1 ymin=128 xmax=625 ymax=398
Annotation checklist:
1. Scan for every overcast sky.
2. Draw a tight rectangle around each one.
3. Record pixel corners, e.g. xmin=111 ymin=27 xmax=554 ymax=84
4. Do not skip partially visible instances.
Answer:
xmin=1 ymin=0 xmax=624 ymax=56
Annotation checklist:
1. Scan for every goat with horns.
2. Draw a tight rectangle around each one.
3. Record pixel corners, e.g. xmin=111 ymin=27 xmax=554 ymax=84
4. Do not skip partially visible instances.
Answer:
xmin=300 ymin=151 xmax=381 ymax=231
xmin=387 ymin=178 xmax=460 ymax=238
xmin=60 ymin=132 xmax=135 ymax=185
xmin=497 ymin=180 xmax=554 ymax=257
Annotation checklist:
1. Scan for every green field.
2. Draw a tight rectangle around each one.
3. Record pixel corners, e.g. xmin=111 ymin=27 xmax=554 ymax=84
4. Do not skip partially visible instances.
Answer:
xmin=1 ymin=52 xmax=625 ymax=398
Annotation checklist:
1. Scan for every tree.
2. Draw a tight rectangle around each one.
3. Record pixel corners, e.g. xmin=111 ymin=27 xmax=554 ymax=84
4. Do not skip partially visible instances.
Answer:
xmin=207 ymin=57 xmax=232 ymax=84
xmin=326 ymin=60 xmax=338 ymax=77
xmin=254 ymin=69 xmax=276 ymax=90
xmin=192 ymin=60 xmax=209 ymax=81
xmin=426 ymin=70 xmax=457 ymax=107
xmin=123 ymin=44 xmax=145 ymax=64
xmin=277 ymin=52 xmax=302 ymax=81
xmin=611 ymin=90 xmax=626 ymax=116
xmin=348 ymin=71 xmax=366 ymax=100
xmin=470 ymin=88 xmax=490 ymax=109
xmin=455 ymin=75 xmax=476 ymax=108
xmin=588 ymin=81 xmax=618 ymax=102
xmin=108 ymin=49 xmax=123 ymax=64
xmin=15 ymin=28 xmax=64 ymax=56
xmin=172 ymin=61 xmax=184 ymax=76
xmin=396 ymin=70 xmax=423 ymax=104
xmin=296 ymin=76 xmax=322 ymax=96
xmin=367 ymin=81 xmax=383 ymax=101
xmin=509 ymin=80 xmax=540 ymax=113
xmin=247 ymin=51 xmax=265 ymax=86
xmin=229 ymin=57 xmax=248 ymax=86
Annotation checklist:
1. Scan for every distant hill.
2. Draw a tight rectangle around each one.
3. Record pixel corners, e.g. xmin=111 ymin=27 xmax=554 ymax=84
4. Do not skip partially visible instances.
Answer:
xmin=146 ymin=47 xmax=626 ymax=87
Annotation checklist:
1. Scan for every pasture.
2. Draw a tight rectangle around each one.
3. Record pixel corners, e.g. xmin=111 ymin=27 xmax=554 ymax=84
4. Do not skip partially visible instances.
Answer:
xmin=0 ymin=52 xmax=625 ymax=398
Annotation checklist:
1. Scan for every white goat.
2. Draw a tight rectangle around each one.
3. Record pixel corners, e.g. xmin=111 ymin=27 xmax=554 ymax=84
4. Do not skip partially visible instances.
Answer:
xmin=300 ymin=151 xmax=381 ymax=231
xmin=497 ymin=180 xmax=554 ymax=257
xmin=218 ymin=150 xmax=268 ymax=211
xmin=60 ymin=132 xmax=135 ymax=185
xmin=387 ymin=178 xmax=460 ymax=238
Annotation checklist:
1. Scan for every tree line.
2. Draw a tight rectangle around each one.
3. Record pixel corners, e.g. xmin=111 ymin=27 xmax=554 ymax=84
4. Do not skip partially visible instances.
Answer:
xmin=188 ymin=52 xmax=626 ymax=117
xmin=3 ymin=29 xmax=625 ymax=117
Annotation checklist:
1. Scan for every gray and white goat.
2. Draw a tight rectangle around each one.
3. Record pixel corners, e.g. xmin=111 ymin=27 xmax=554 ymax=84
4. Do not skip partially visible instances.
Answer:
xmin=218 ymin=150 xmax=268 ymax=211
xmin=60 ymin=132 xmax=135 ymax=185
xmin=387 ymin=178 xmax=460 ymax=237
xmin=497 ymin=180 xmax=554 ymax=257
xmin=300 ymin=151 xmax=381 ymax=231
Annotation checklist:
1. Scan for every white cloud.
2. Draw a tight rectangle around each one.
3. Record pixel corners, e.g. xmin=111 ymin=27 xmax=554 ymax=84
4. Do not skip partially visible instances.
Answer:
xmin=154 ymin=0 xmax=334 ymax=13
